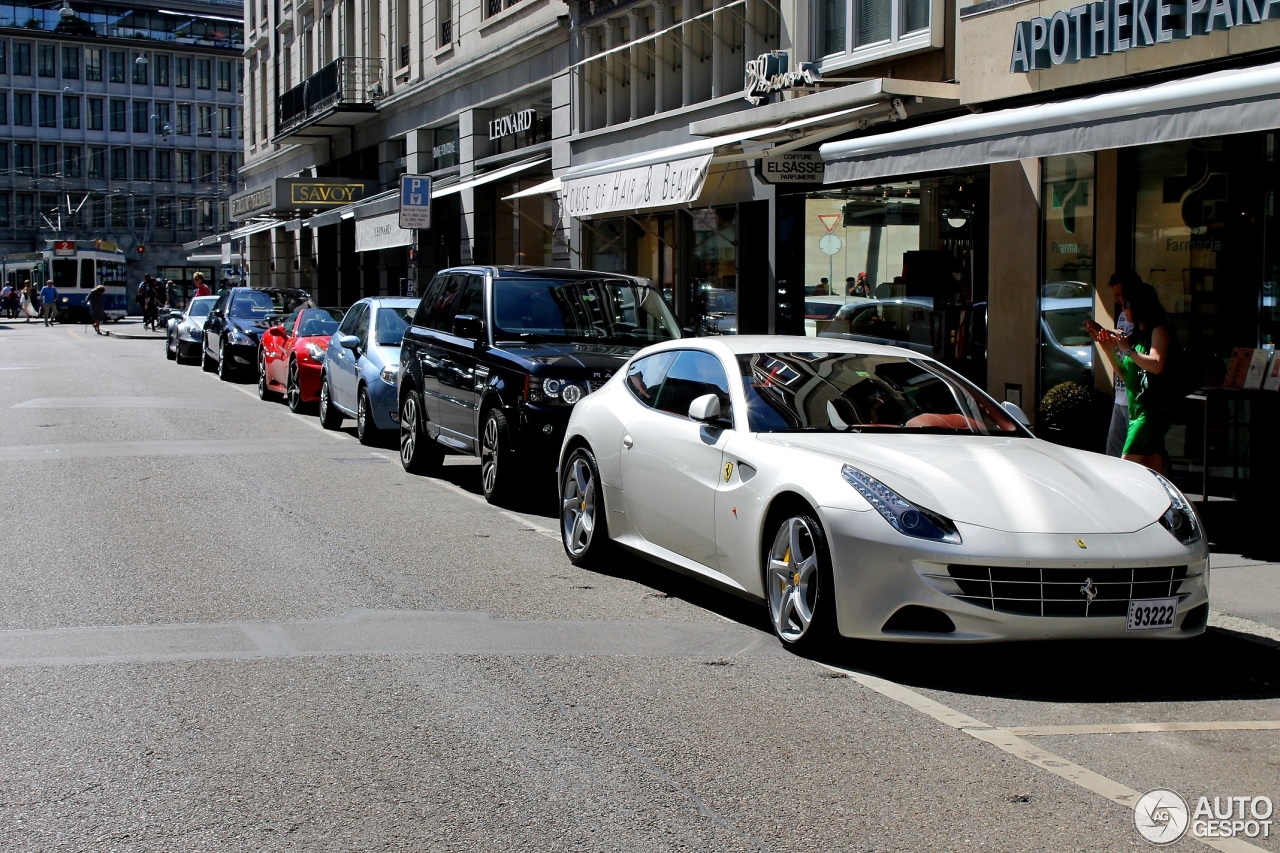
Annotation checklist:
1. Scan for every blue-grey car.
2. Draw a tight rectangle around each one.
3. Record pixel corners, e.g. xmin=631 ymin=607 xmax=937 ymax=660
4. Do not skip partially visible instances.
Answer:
xmin=318 ymin=297 xmax=418 ymax=444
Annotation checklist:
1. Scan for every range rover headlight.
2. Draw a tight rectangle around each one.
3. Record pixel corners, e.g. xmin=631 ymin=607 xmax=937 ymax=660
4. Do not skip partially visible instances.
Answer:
xmin=529 ymin=378 xmax=587 ymax=405
xmin=841 ymin=465 xmax=961 ymax=544
xmin=1152 ymin=470 xmax=1202 ymax=546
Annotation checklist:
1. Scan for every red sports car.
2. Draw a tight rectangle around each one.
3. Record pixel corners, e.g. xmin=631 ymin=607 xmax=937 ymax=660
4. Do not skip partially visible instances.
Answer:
xmin=258 ymin=306 xmax=346 ymax=411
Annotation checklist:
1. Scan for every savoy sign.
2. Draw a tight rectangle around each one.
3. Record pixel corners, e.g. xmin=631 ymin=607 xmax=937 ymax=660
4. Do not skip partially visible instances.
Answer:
xmin=1011 ymin=0 xmax=1280 ymax=71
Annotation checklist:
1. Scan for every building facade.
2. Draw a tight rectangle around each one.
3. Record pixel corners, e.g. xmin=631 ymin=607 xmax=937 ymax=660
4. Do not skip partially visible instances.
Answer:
xmin=0 ymin=0 xmax=245 ymax=286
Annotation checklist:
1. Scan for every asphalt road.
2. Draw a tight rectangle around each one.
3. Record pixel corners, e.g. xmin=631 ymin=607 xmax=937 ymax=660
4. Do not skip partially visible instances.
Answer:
xmin=1 ymin=320 xmax=1277 ymax=852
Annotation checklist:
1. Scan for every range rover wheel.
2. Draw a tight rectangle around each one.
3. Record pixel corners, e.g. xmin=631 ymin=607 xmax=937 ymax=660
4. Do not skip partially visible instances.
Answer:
xmin=479 ymin=408 xmax=520 ymax=505
xmin=399 ymin=389 xmax=442 ymax=474
xmin=560 ymin=446 xmax=610 ymax=567
xmin=764 ymin=506 xmax=837 ymax=651
xmin=318 ymin=375 xmax=343 ymax=429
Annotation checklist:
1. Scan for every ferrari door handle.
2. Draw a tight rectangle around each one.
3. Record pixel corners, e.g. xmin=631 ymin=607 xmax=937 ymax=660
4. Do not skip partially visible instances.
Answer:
xmin=622 ymin=434 xmax=633 ymax=449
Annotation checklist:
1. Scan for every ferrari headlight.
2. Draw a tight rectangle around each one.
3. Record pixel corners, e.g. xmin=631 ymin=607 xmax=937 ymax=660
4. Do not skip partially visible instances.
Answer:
xmin=305 ymin=343 xmax=326 ymax=362
xmin=379 ymin=365 xmax=398 ymax=385
xmin=1151 ymin=470 xmax=1201 ymax=546
xmin=841 ymin=465 xmax=961 ymax=544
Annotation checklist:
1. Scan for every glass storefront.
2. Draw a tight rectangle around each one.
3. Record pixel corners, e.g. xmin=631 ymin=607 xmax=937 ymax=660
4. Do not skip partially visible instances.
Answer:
xmin=1039 ymin=153 xmax=1097 ymax=398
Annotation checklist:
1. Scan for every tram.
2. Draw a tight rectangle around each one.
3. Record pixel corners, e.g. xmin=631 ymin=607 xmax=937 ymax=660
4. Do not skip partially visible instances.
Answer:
xmin=2 ymin=240 xmax=130 ymax=322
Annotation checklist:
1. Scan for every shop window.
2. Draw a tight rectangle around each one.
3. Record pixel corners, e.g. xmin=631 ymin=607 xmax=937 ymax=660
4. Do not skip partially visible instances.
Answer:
xmin=1039 ymin=153 xmax=1096 ymax=399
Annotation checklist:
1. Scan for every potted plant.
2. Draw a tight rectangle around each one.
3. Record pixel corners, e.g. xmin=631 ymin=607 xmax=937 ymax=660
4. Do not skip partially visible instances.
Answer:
xmin=1038 ymin=380 xmax=1105 ymax=450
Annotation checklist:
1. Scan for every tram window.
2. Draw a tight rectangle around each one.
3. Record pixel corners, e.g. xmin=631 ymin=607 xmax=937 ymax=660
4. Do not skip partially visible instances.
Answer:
xmin=51 ymin=259 xmax=78 ymax=289
xmin=81 ymin=259 xmax=94 ymax=288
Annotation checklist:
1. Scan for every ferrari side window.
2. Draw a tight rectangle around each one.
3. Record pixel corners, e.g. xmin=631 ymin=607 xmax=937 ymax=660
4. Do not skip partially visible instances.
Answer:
xmin=624 ymin=351 xmax=677 ymax=408
xmin=655 ymin=351 xmax=732 ymax=420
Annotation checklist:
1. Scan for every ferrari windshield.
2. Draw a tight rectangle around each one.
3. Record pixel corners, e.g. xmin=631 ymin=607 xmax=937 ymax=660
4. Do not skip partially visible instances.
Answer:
xmin=737 ymin=352 xmax=1025 ymax=435
xmin=493 ymin=279 xmax=681 ymax=345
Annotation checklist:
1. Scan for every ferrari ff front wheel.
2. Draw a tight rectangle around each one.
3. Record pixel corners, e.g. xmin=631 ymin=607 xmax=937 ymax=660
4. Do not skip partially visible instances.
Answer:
xmin=399 ymin=390 xmax=442 ymax=474
xmin=286 ymin=362 xmax=305 ymax=412
xmin=764 ymin=508 xmax=837 ymax=650
xmin=257 ymin=354 xmax=278 ymax=401
xmin=560 ymin=446 xmax=609 ymax=567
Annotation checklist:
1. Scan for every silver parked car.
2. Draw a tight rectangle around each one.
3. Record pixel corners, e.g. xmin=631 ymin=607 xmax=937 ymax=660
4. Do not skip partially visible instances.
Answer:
xmin=166 ymin=296 xmax=219 ymax=364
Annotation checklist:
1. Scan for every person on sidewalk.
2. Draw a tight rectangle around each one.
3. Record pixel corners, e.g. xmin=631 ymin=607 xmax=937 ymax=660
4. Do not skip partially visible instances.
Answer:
xmin=88 ymin=284 xmax=107 ymax=335
xmin=19 ymin=282 xmax=36 ymax=322
xmin=39 ymin=280 xmax=59 ymax=326
xmin=192 ymin=272 xmax=210 ymax=298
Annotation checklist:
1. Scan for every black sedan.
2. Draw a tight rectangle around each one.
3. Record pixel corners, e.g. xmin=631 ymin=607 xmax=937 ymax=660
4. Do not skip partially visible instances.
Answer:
xmin=202 ymin=287 xmax=312 ymax=380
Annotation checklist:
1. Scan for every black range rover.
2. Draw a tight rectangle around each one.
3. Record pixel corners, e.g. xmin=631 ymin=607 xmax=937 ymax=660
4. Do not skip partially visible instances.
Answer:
xmin=398 ymin=266 xmax=681 ymax=503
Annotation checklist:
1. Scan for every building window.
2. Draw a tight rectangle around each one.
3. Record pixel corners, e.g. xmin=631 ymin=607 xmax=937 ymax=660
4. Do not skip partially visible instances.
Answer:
xmin=87 ymin=97 xmax=103 ymax=130
xmin=112 ymin=196 xmax=128 ymax=228
xmin=15 ymin=143 xmax=33 ymax=176
xmin=109 ymin=99 xmax=126 ymax=132
xmin=109 ymin=50 xmax=126 ymax=83
xmin=18 ymin=195 xmax=35 ymax=227
xmin=14 ymin=42 xmax=31 ymax=76
xmin=64 ymin=146 xmax=82 ymax=178
xmin=62 ymin=46 xmax=79 ymax=79
xmin=88 ymin=147 xmax=105 ymax=178
xmin=132 ymin=53 xmax=148 ymax=84
xmin=439 ymin=0 xmax=453 ymax=46
xmin=218 ymin=105 xmax=233 ymax=138
xmin=199 ymin=152 xmax=214 ymax=183
xmin=220 ymin=152 xmax=237 ymax=183
xmin=85 ymin=48 xmax=102 ymax=81
xmin=133 ymin=100 xmax=150 ymax=134
xmin=63 ymin=94 xmax=79 ymax=129
xmin=216 ymin=60 xmax=232 ymax=91
xmin=110 ymin=148 xmax=128 ymax=180
xmin=155 ymin=54 xmax=170 ymax=86
xmin=0 ymin=41 xmax=6 ymax=74
xmin=40 ymin=144 xmax=58 ymax=177
xmin=0 ymin=93 xmax=7 ymax=125
xmin=38 ymin=93 xmax=56 ymax=128
xmin=0 ymin=145 xmax=7 ymax=171
xmin=14 ymin=93 xmax=32 ymax=126
xmin=176 ymin=57 xmax=190 ymax=87
xmin=157 ymin=102 xmax=171 ymax=133
xmin=133 ymin=149 xmax=149 ymax=182
xmin=179 ymin=198 xmax=194 ymax=229
xmin=196 ymin=58 xmax=211 ymax=89
xmin=156 ymin=150 xmax=172 ymax=181
xmin=197 ymin=105 xmax=212 ymax=136
xmin=156 ymin=198 xmax=173 ymax=228
xmin=237 ymin=107 xmax=244 ymax=140
xmin=178 ymin=150 xmax=193 ymax=182
xmin=177 ymin=103 xmax=191 ymax=135
xmin=38 ymin=43 xmax=55 ymax=77
xmin=817 ymin=0 xmax=931 ymax=60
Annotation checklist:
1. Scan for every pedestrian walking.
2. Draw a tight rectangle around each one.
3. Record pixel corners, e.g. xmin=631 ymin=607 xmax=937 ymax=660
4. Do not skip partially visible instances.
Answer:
xmin=140 ymin=275 xmax=160 ymax=331
xmin=192 ymin=272 xmax=210 ymax=298
xmin=1 ymin=282 xmax=15 ymax=318
xmin=19 ymin=282 xmax=37 ymax=322
xmin=88 ymin=284 xmax=108 ymax=335
xmin=39 ymin=279 xmax=59 ymax=326
xmin=1087 ymin=275 xmax=1174 ymax=473
xmin=1100 ymin=272 xmax=1135 ymax=457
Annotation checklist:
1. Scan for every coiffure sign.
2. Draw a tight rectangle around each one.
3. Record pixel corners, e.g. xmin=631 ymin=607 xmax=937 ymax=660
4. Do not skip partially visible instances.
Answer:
xmin=1011 ymin=0 xmax=1280 ymax=71
xmin=562 ymin=154 xmax=712 ymax=218
xmin=744 ymin=51 xmax=820 ymax=105
xmin=489 ymin=109 xmax=536 ymax=141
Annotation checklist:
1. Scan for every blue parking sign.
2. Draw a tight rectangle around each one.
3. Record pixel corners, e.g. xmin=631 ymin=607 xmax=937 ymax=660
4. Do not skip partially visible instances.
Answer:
xmin=399 ymin=174 xmax=432 ymax=230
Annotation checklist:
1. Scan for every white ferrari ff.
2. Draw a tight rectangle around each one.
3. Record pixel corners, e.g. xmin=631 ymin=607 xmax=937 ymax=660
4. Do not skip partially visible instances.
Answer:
xmin=558 ymin=336 xmax=1208 ymax=648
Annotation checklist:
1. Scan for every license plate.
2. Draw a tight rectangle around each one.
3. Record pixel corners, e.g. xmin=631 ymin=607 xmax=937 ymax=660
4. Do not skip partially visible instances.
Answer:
xmin=1126 ymin=597 xmax=1178 ymax=631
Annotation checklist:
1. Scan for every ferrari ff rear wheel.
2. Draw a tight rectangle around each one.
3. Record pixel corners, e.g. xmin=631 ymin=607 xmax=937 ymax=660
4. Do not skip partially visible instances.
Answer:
xmin=479 ymin=408 xmax=519 ymax=505
xmin=764 ymin=509 xmax=837 ymax=650
xmin=318 ymin=375 xmax=343 ymax=429
xmin=560 ymin=447 xmax=609 ymax=567
xmin=399 ymin=390 xmax=442 ymax=474
xmin=286 ymin=362 xmax=305 ymax=412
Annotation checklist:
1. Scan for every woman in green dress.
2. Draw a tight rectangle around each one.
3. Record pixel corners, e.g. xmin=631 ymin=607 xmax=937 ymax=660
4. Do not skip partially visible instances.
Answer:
xmin=1091 ymin=276 xmax=1173 ymax=473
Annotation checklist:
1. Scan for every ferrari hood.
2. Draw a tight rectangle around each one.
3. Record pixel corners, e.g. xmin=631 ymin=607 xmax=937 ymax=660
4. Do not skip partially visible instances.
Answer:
xmin=759 ymin=433 xmax=1174 ymax=534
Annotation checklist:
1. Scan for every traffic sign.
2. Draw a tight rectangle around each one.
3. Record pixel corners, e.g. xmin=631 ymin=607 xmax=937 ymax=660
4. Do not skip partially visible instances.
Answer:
xmin=819 ymin=234 xmax=842 ymax=255
xmin=399 ymin=175 xmax=432 ymax=230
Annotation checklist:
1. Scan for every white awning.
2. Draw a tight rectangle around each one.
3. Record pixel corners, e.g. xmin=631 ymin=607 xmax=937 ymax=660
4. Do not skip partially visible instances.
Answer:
xmin=821 ymin=61 xmax=1280 ymax=184
xmin=558 ymin=106 xmax=872 ymax=218
xmin=226 ymin=219 xmax=282 ymax=239
xmin=355 ymin=211 xmax=413 ymax=252
xmin=185 ymin=252 xmax=224 ymax=264
xmin=431 ymin=157 xmax=550 ymax=199
xmin=502 ymin=176 xmax=562 ymax=201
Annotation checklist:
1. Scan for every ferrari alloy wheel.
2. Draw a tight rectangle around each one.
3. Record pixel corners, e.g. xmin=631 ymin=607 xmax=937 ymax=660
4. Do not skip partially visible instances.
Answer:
xmin=399 ymin=390 xmax=442 ymax=474
xmin=479 ymin=408 xmax=519 ymax=505
xmin=286 ymin=362 xmax=304 ymax=412
xmin=560 ymin=447 xmax=609 ymax=566
xmin=318 ymin=375 xmax=343 ymax=429
xmin=765 ymin=509 xmax=836 ymax=649
xmin=356 ymin=388 xmax=376 ymax=445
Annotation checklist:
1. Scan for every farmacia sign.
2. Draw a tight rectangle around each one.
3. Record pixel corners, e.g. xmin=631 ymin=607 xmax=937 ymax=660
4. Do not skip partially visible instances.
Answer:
xmin=1011 ymin=0 xmax=1280 ymax=72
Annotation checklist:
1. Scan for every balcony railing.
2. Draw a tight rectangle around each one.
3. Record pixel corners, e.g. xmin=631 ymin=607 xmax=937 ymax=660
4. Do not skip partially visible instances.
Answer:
xmin=277 ymin=57 xmax=385 ymax=135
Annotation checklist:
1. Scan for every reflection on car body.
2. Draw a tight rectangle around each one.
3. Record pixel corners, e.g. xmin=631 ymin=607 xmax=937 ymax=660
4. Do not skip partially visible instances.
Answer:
xmin=558 ymin=335 xmax=1208 ymax=650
